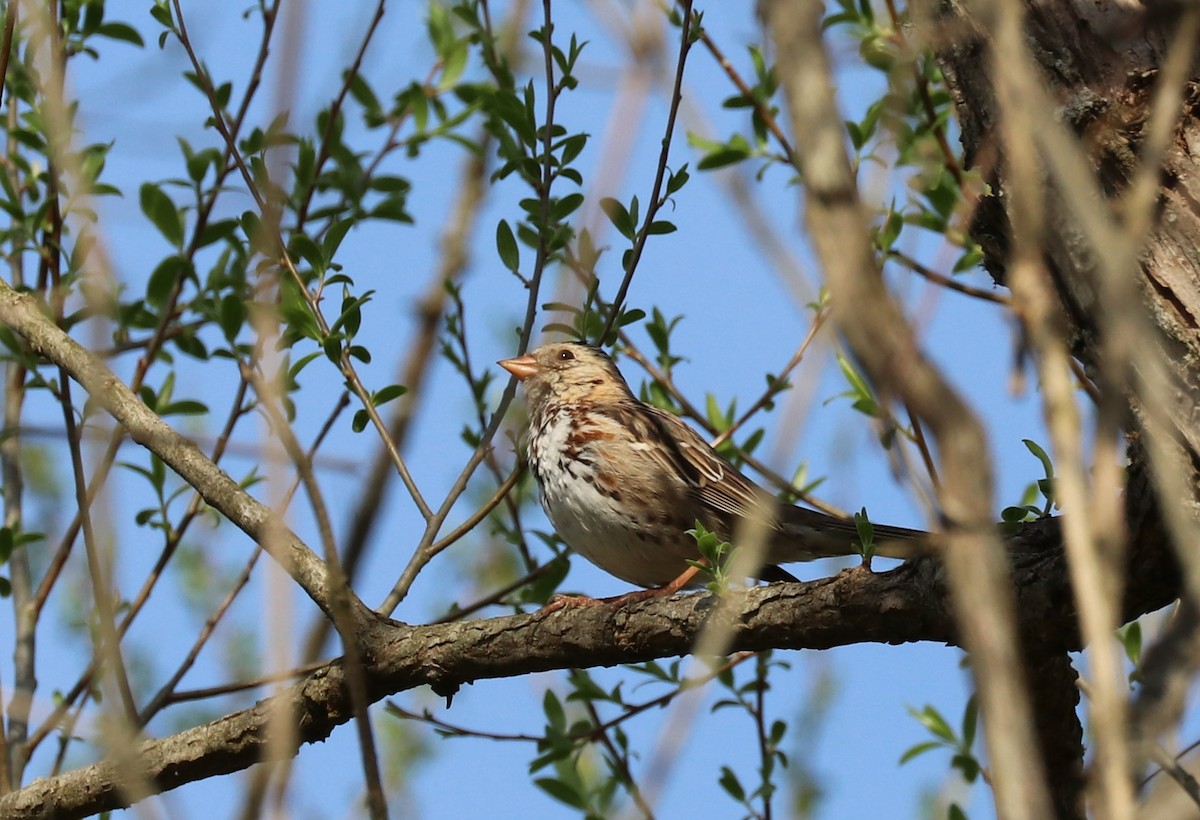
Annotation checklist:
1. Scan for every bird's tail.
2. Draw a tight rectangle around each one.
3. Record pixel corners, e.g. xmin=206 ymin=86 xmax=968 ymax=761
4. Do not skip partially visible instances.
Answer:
xmin=769 ymin=505 xmax=928 ymax=563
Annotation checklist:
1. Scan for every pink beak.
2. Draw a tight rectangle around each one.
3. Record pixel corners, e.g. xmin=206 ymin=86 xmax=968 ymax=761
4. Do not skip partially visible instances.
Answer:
xmin=498 ymin=353 xmax=538 ymax=381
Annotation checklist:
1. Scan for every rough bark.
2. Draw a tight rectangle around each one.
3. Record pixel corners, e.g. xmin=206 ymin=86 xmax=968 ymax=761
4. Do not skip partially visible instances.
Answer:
xmin=933 ymin=1 xmax=1200 ymax=452
xmin=0 ymin=517 xmax=1177 ymax=819
xmin=928 ymin=0 xmax=1198 ymax=814
xmin=1026 ymin=650 xmax=1086 ymax=819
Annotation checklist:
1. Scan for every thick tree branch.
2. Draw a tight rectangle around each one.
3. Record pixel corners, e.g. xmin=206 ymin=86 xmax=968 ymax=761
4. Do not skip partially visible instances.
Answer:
xmin=1026 ymin=651 xmax=1085 ymax=819
xmin=0 ymin=520 xmax=1178 ymax=819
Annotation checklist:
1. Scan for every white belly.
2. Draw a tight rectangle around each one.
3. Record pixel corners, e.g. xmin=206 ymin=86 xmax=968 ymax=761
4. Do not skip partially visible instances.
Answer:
xmin=532 ymin=406 xmax=687 ymax=587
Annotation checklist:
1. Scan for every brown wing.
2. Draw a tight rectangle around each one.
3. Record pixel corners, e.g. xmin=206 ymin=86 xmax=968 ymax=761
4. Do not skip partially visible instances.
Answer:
xmin=637 ymin=404 xmax=782 ymax=528
xmin=618 ymin=402 xmax=928 ymax=561
xmin=638 ymin=404 xmax=929 ymax=559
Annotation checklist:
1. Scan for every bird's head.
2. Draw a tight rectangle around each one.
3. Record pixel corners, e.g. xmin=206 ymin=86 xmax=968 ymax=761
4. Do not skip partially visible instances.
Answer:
xmin=498 ymin=342 xmax=633 ymax=407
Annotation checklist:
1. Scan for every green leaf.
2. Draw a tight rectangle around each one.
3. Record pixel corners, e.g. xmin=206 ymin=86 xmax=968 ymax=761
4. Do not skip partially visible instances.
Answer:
xmin=139 ymin=183 xmax=184 ymax=247
xmin=876 ymin=208 xmax=903 ymax=251
xmin=440 ymin=41 xmax=469 ymax=89
xmin=718 ymin=766 xmax=745 ymax=801
xmin=1118 ymin=621 xmax=1142 ymax=667
xmin=552 ymin=193 xmax=584 ymax=221
xmin=496 ymin=220 xmax=519 ymax=270
xmin=697 ymin=146 xmax=750 ymax=171
xmin=542 ymin=689 xmax=566 ymax=732
xmin=853 ymin=507 xmax=876 ymax=560
xmin=559 ymin=134 xmax=588 ymax=165
xmin=899 ymin=740 xmax=943 ymax=765
xmin=288 ymin=351 xmax=323 ymax=381
xmin=1000 ymin=504 xmax=1040 ymax=523
xmin=159 ymin=400 xmax=209 ymax=417
xmin=347 ymin=73 xmax=381 ymax=114
xmin=197 ymin=218 xmax=238 ymax=249
xmin=289 ymin=233 xmax=324 ymax=273
xmin=599 ymin=197 xmax=634 ymax=239
xmin=951 ymin=753 xmax=981 ymax=783
xmin=330 ymin=290 xmax=375 ymax=338
xmin=373 ymin=384 xmax=407 ymax=406
xmin=519 ymin=555 xmax=570 ymax=605
xmin=240 ymin=211 xmax=273 ymax=256
xmin=833 ymin=351 xmax=879 ymax=417
xmin=218 ymin=293 xmax=246 ymax=342
xmin=369 ymin=175 xmax=411 ymax=193
xmin=146 ymin=255 xmax=189 ymax=308
xmin=615 ymin=308 xmax=645 ymax=328
xmin=961 ymin=694 xmax=978 ymax=747
xmin=908 ymin=704 xmax=957 ymax=743
xmin=534 ymin=777 xmax=585 ymax=810
xmin=322 ymin=219 xmax=354 ymax=260
xmin=96 ymin=22 xmax=145 ymax=47
xmin=666 ymin=164 xmax=690 ymax=195
xmin=837 ymin=352 xmax=872 ymax=401
xmin=371 ymin=195 xmax=412 ymax=223
xmin=1022 ymin=438 xmax=1055 ymax=478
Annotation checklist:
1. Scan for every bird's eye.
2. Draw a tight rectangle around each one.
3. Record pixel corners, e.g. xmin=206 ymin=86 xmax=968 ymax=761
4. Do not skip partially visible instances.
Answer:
xmin=558 ymin=349 xmax=575 ymax=361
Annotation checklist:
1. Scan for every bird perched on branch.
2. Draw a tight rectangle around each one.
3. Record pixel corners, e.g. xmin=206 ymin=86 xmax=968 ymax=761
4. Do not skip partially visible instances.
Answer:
xmin=499 ymin=342 xmax=925 ymax=601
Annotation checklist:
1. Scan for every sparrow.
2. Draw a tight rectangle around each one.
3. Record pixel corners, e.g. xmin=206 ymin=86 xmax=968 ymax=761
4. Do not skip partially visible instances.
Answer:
xmin=499 ymin=342 xmax=924 ymax=596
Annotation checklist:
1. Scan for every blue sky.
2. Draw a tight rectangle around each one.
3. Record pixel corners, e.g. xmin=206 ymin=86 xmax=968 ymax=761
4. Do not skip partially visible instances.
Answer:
xmin=3 ymin=1 xmax=1087 ymax=817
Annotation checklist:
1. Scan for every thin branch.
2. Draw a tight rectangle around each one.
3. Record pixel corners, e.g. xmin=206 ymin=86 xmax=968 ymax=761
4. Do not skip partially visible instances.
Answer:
xmin=167 ymin=660 xmax=332 ymax=704
xmin=887 ymin=249 xmax=1010 ymax=305
xmin=300 ymin=140 xmax=491 ymax=663
xmin=241 ymin=362 xmax=386 ymax=817
xmin=431 ymin=556 xmax=561 ymax=624
xmin=881 ymin=0 xmax=963 ymax=186
xmin=293 ymin=0 xmax=387 ymax=227
xmin=137 ymin=547 xmax=265 ymax=723
xmin=599 ymin=1 xmax=695 ymax=343
xmin=710 ymin=311 xmax=827 ymax=449
xmin=168 ymin=0 xmax=434 ymax=523
xmin=686 ymin=5 xmax=794 ymax=162
xmin=381 ymin=0 xmax=552 ymax=613
xmin=983 ymin=0 xmax=1131 ymax=807
xmin=0 ymin=281 xmax=344 ymax=621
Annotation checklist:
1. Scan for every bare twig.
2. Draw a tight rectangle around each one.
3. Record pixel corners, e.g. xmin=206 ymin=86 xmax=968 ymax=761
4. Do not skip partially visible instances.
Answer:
xmin=242 ymin=361 xmax=386 ymax=818
xmin=888 ymin=250 xmax=1010 ymax=305
xmin=981 ymin=0 xmax=1131 ymax=811
xmin=710 ymin=312 xmax=828 ymax=449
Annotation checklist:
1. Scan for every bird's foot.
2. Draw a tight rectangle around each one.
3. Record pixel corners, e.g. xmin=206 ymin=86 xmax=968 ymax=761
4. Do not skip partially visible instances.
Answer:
xmin=538 ymin=566 xmax=703 ymax=615
xmin=539 ymin=593 xmax=609 ymax=615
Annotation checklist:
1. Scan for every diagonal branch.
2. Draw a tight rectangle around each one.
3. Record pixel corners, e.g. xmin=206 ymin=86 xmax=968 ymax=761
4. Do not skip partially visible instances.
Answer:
xmin=0 ymin=282 xmax=352 ymax=625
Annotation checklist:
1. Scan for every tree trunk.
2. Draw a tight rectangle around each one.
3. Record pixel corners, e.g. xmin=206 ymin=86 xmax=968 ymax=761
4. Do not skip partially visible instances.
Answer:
xmin=928 ymin=0 xmax=1199 ymax=811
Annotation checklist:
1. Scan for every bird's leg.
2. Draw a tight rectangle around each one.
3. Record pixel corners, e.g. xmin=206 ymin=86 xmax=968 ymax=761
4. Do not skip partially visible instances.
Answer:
xmin=538 ymin=564 xmax=704 ymax=614
xmin=648 ymin=563 xmax=703 ymax=596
